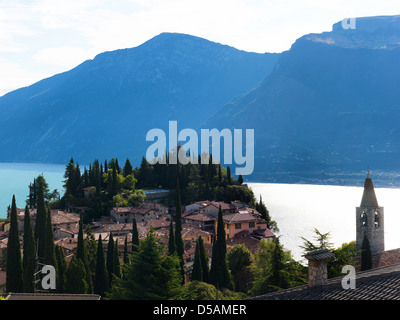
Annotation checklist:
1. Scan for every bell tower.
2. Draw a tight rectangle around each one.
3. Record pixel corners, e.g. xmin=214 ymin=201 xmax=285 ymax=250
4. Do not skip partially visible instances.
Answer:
xmin=356 ymin=171 xmax=384 ymax=254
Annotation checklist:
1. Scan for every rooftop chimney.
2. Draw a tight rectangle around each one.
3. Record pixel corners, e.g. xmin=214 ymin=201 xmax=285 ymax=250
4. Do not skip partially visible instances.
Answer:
xmin=304 ymin=249 xmax=335 ymax=287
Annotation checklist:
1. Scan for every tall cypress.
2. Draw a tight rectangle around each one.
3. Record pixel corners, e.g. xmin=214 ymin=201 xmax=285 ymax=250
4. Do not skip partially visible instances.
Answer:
xmin=113 ymin=239 xmax=121 ymax=279
xmin=191 ymin=239 xmax=203 ymax=281
xmin=106 ymin=232 xmax=115 ymax=287
xmin=43 ymin=207 xmax=58 ymax=287
xmin=361 ymin=234 xmax=373 ymax=271
xmin=197 ymin=236 xmax=209 ymax=283
xmin=168 ymin=220 xmax=176 ymax=255
xmin=76 ymin=216 xmax=93 ymax=293
xmin=94 ymin=235 xmax=109 ymax=297
xmin=6 ymin=195 xmax=23 ymax=292
xmin=131 ymin=216 xmax=139 ymax=252
xmin=22 ymin=205 xmax=37 ymax=292
xmin=55 ymin=245 xmax=67 ymax=293
xmin=123 ymin=236 xmax=129 ymax=264
xmin=174 ymin=179 xmax=185 ymax=281
xmin=210 ymin=206 xmax=233 ymax=290
xmin=35 ymin=180 xmax=47 ymax=261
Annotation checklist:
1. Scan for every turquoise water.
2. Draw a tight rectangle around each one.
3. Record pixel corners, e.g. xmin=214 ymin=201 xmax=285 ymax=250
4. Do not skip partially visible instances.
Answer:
xmin=0 ymin=163 xmax=65 ymax=218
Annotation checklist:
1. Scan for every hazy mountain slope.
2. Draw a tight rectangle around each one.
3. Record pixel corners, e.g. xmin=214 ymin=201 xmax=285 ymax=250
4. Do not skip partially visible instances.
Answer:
xmin=0 ymin=32 xmax=279 ymax=165
xmin=203 ymin=15 xmax=400 ymax=185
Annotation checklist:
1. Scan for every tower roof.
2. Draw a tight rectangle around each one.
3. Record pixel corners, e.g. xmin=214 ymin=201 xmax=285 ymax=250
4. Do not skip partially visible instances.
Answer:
xmin=360 ymin=171 xmax=379 ymax=207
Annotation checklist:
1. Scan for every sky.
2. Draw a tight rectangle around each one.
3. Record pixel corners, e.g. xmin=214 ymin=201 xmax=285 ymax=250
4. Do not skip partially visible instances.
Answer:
xmin=0 ymin=0 xmax=400 ymax=96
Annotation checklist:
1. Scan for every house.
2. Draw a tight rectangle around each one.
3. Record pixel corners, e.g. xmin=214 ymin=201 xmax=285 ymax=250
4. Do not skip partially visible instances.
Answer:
xmin=221 ymin=212 xmax=269 ymax=239
xmin=185 ymin=201 xmax=212 ymax=213
xmin=15 ymin=209 xmax=80 ymax=233
xmin=141 ymin=201 xmax=169 ymax=215
xmin=183 ymin=212 xmax=216 ymax=231
xmin=199 ymin=201 xmax=237 ymax=217
xmin=110 ymin=206 xmax=159 ymax=223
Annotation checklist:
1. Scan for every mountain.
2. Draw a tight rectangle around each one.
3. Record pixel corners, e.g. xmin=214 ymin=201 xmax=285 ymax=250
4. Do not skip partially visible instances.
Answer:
xmin=0 ymin=32 xmax=279 ymax=166
xmin=203 ymin=15 xmax=400 ymax=186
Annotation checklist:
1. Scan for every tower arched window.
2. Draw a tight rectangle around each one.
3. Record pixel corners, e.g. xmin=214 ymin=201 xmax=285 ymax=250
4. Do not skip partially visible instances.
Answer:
xmin=374 ymin=210 xmax=380 ymax=228
xmin=360 ymin=211 xmax=367 ymax=227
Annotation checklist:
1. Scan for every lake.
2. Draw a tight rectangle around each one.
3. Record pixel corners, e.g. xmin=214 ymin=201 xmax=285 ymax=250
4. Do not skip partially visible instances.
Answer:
xmin=249 ymin=182 xmax=400 ymax=262
xmin=0 ymin=163 xmax=65 ymax=218
xmin=1 ymin=163 xmax=398 ymax=264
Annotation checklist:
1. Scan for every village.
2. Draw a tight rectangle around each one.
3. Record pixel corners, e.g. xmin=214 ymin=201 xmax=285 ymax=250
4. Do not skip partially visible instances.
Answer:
xmin=0 ymin=193 xmax=276 ymax=291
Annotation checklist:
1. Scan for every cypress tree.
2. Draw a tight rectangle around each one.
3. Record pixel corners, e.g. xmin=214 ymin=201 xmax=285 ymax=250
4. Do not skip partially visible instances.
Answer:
xmin=76 ymin=216 xmax=86 ymax=262
xmin=123 ymin=158 xmax=133 ymax=177
xmin=113 ymin=239 xmax=121 ymax=280
xmin=43 ymin=207 xmax=58 ymax=290
xmin=76 ymin=216 xmax=93 ymax=293
xmin=106 ymin=232 xmax=115 ymax=286
xmin=132 ymin=216 xmax=139 ymax=252
xmin=227 ymin=166 xmax=232 ymax=185
xmin=191 ymin=239 xmax=203 ymax=281
xmin=22 ymin=205 xmax=37 ymax=292
xmin=361 ymin=234 xmax=373 ymax=271
xmin=35 ymin=180 xmax=47 ymax=261
xmin=210 ymin=206 xmax=233 ymax=290
xmin=55 ymin=245 xmax=67 ymax=293
xmin=123 ymin=236 xmax=129 ymax=264
xmin=94 ymin=235 xmax=109 ymax=297
xmin=168 ymin=220 xmax=176 ymax=255
xmin=65 ymin=256 xmax=88 ymax=294
xmin=197 ymin=236 xmax=209 ymax=283
xmin=6 ymin=195 xmax=23 ymax=292
xmin=174 ymin=179 xmax=185 ymax=281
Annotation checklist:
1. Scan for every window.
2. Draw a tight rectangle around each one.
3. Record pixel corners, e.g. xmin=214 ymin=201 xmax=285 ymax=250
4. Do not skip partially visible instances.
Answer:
xmin=235 ymin=223 xmax=241 ymax=229
xmin=374 ymin=210 xmax=380 ymax=228
xmin=249 ymin=222 xmax=255 ymax=228
xmin=360 ymin=211 xmax=367 ymax=227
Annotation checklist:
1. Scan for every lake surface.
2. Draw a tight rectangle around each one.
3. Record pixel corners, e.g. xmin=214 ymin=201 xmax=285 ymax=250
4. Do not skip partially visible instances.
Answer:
xmin=1 ymin=163 xmax=398 ymax=264
xmin=248 ymin=182 xmax=400 ymax=263
xmin=0 ymin=163 xmax=65 ymax=218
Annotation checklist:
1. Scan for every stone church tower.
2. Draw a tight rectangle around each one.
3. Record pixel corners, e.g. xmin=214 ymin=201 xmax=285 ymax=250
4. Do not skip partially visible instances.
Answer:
xmin=356 ymin=171 xmax=384 ymax=254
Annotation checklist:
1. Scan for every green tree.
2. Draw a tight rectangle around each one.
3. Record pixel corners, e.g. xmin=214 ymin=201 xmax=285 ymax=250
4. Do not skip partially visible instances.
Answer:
xmin=106 ymin=232 xmax=115 ymax=287
xmin=76 ymin=216 xmax=93 ymax=293
xmin=34 ymin=180 xmax=47 ymax=261
xmin=94 ymin=235 xmax=109 ymax=297
xmin=107 ymin=227 xmax=182 ymax=300
xmin=6 ymin=195 xmax=23 ymax=292
xmin=174 ymin=179 xmax=185 ymax=281
xmin=209 ymin=206 xmax=233 ymax=290
xmin=300 ymin=228 xmax=334 ymax=255
xmin=361 ymin=235 xmax=373 ymax=271
xmin=123 ymin=236 xmax=129 ymax=264
xmin=227 ymin=244 xmax=253 ymax=292
xmin=197 ymin=236 xmax=209 ymax=283
xmin=122 ymin=158 xmax=133 ymax=177
xmin=55 ymin=245 xmax=67 ymax=293
xmin=191 ymin=240 xmax=203 ymax=282
xmin=43 ymin=208 xmax=58 ymax=278
xmin=65 ymin=256 xmax=88 ymax=294
xmin=113 ymin=239 xmax=121 ymax=279
xmin=168 ymin=220 xmax=176 ymax=255
xmin=132 ymin=217 xmax=139 ymax=252
xmin=328 ymin=241 xmax=358 ymax=278
xmin=250 ymin=237 xmax=301 ymax=295
xmin=22 ymin=205 xmax=37 ymax=292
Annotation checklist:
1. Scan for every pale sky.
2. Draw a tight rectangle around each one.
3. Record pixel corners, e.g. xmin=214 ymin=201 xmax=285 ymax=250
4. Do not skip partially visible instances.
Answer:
xmin=0 ymin=0 xmax=400 ymax=96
